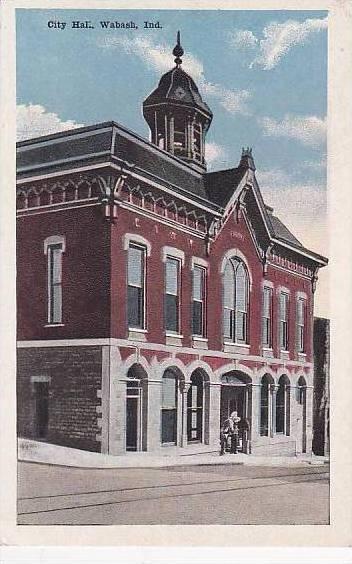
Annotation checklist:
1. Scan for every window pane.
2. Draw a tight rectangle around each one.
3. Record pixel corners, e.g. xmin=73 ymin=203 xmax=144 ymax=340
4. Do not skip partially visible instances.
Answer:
xmin=165 ymin=294 xmax=178 ymax=332
xmin=162 ymin=372 xmax=176 ymax=408
xmin=223 ymin=262 xmax=235 ymax=309
xmin=166 ymin=258 xmax=179 ymax=295
xmin=276 ymin=383 xmax=285 ymax=433
xmin=161 ymin=409 xmax=177 ymax=443
xmin=192 ymin=301 xmax=202 ymax=336
xmin=235 ymin=263 xmax=247 ymax=311
xmin=128 ymin=246 xmax=143 ymax=287
xmin=128 ymin=286 xmax=143 ymax=328
xmin=236 ymin=311 xmax=246 ymax=342
xmin=280 ymin=293 xmax=288 ymax=321
xmin=223 ymin=308 xmax=232 ymax=339
xmin=52 ymin=247 xmax=62 ymax=284
xmin=260 ymin=380 xmax=269 ymax=436
xmin=193 ymin=267 xmax=203 ymax=301
xmin=298 ymin=299 xmax=304 ymax=324
xmin=52 ymin=285 xmax=62 ymax=324
xmin=263 ymin=287 xmax=271 ymax=317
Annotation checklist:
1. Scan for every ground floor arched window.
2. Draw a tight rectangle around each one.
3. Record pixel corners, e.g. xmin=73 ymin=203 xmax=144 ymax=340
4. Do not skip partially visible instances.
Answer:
xmin=260 ymin=374 xmax=272 ymax=436
xmin=276 ymin=375 xmax=290 ymax=435
xmin=161 ymin=369 xmax=178 ymax=444
xmin=187 ymin=371 xmax=203 ymax=442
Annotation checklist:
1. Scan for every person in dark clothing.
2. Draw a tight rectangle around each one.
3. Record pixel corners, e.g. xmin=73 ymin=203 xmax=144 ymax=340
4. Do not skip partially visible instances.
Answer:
xmin=220 ymin=411 xmax=241 ymax=455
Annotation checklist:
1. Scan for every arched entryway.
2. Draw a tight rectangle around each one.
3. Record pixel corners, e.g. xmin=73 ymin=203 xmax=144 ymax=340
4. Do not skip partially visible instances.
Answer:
xmin=126 ymin=364 xmax=148 ymax=452
xmin=161 ymin=367 xmax=185 ymax=445
xmin=297 ymin=375 xmax=307 ymax=453
xmin=187 ymin=369 xmax=210 ymax=443
xmin=220 ymin=371 xmax=252 ymax=452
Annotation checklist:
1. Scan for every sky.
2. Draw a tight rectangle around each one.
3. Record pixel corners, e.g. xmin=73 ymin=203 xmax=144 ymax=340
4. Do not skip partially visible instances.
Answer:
xmin=16 ymin=9 xmax=328 ymax=316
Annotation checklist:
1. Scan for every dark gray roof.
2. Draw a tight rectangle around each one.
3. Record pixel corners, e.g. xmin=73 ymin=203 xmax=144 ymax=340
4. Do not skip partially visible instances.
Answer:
xmin=143 ymin=66 xmax=212 ymax=118
xmin=204 ymin=167 xmax=246 ymax=207
xmin=16 ymin=121 xmax=327 ymax=265
xmin=17 ymin=121 xmax=218 ymax=210
xmin=268 ymin=214 xmax=302 ymax=247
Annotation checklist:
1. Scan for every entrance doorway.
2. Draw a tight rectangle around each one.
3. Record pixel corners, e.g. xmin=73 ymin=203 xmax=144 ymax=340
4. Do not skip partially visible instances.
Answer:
xmin=125 ymin=364 xmax=148 ymax=452
xmin=220 ymin=371 xmax=252 ymax=453
xmin=126 ymin=379 xmax=142 ymax=451
xmin=34 ymin=380 xmax=49 ymax=439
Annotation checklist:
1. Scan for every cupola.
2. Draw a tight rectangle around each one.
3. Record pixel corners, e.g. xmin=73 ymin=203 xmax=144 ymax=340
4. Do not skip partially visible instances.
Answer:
xmin=143 ymin=32 xmax=213 ymax=172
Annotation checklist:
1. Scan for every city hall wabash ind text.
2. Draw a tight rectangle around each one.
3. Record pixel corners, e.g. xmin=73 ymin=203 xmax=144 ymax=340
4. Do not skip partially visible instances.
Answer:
xmin=16 ymin=35 xmax=328 ymax=456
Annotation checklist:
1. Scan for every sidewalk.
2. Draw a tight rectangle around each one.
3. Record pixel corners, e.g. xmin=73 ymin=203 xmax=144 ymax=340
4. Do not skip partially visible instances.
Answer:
xmin=18 ymin=438 xmax=329 ymax=469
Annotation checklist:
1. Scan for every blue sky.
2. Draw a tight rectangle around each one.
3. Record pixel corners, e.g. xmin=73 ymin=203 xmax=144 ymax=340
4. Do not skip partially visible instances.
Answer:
xmin=16 ymin=9 xmax=328 ymax=314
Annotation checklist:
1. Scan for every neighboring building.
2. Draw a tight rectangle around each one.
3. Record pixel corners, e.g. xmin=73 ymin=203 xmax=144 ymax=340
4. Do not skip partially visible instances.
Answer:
xmin=313 ymin=317 xmax=330 ymax=456
xmin=16 ymin=35 xmax=328 ymax=456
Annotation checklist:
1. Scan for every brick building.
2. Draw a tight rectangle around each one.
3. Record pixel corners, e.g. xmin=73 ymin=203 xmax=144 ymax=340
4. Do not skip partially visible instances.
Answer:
xmin=313 ymin=317 xmax=330 ymax=456
xmin=16 ymin=36 xmax=327 ymax=456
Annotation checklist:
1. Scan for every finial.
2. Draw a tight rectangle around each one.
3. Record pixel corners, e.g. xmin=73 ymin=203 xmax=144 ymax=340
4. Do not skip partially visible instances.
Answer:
xmin=172 ymin=31 xmax=184 ymax=67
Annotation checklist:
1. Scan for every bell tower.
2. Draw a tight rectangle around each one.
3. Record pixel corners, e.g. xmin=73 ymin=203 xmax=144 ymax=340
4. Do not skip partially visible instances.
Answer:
xmin=143 ymin=32 xmax=213 ymax=172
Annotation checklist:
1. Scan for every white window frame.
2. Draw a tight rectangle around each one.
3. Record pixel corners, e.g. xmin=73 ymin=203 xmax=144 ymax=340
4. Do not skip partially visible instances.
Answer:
xmin=297 ymin=296 xmax=306 ymax=353
xmin=279 ymin=291 xmax=289 ymax=351
xmin=262 ymin=286 xmax=273 ymax=348
xmin=192 ymin=264 xmax=207 ymax=338
xmin=44 ymin=236 xmax=65 ymax=326
xmin=165 ymin=255 xmax=181 ymax=334
xmin=127 ymin=243 xmax=147 ymax=331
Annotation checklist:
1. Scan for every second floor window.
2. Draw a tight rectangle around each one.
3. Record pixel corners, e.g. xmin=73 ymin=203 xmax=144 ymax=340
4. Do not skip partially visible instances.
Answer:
xmin=47 ymin=244 xmax=63 ymax=324
xmin=297 ymin=298 xmax=306 ymax=353
xmin=165 ymin=257 xmax=180 ymax=333
xmin=192 ymin=266 xmax=206 ymax=337
xmin=223 ymin=258 xmax=248 ymax=343
xmin=127 ymin=244 xmax=146 ymax=329
xmin=262 ymin=286 xmax=273 ymax=347
xmin=279 ymin=292 xmax=289 ymax=351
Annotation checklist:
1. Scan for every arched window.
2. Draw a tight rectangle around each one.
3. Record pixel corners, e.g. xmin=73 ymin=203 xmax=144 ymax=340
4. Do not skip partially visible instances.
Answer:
xmin=161 ymin=369 xmax=178 ymax=444
xmin=275 ymin=375 xmax=290 ymax=435
xmin=187 ymin=371 xmax=203 ymax=442
xmin=260 ymin=375 xmax=271 ymax=436
xmin=223 ymin=258 xmax=249 ymax=343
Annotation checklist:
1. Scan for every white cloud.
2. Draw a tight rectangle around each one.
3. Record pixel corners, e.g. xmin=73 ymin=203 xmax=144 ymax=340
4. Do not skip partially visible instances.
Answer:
xmin=229 ymin=29 xmax=258 ymax=50
xmin=17 ymin=104 xmax=84 ymax=141
xmin=259 ymin=114 xmax=326 ymax=147
xmin=205 ymin=142 xmax=228 ymax=169
xmin=230 ymin=16 xmax=327 ymax=70
xmin=257 ymin=167 xmax=328 ymax=316
xmin=100 ymin=35 xmax=251 ymax=116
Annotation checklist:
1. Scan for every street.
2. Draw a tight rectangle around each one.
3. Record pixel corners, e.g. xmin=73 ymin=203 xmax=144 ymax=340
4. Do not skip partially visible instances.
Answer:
xmin=18 ymin=461 xmax=329 ymax=525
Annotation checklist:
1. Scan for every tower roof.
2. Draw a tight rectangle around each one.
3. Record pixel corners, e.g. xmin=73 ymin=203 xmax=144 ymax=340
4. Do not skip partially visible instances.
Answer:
xmin=143 ymin=32 xmax=212 ymax=120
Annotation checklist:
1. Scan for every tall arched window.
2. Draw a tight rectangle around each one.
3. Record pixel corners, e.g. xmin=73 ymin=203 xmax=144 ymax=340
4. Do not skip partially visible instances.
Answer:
xmin=223 ymin=258 xmax=249 ymax=343
xmin=187 ymin=371 xmax=203 ymax=442
xmin=161 ymin=369 xmax=178 ymax=444
xmin=260 ymin=375 xmax=271 ymax=436
xmin=275 ymin=375 xmax=290 ymax=435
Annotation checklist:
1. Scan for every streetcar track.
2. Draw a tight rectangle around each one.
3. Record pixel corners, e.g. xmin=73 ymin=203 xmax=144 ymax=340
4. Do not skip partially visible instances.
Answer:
xmin=19 ymin=468 xmax=328 ymax=501
xmin=18 ymin=474 xmax=328 ymax=516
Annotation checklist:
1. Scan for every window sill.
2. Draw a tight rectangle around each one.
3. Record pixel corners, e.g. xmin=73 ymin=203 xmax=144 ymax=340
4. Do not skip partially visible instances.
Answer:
xmin=165 ymin=334 xmax=183 ymax=347
xmin=128 ymin=329 xmax=147 ymax=342
xmin=192 ymin=336 xmax=208 ymax=350
xmin=44 ymin=323 xmax=65 ymax=327
xmin=262 ymin=347 xmax=274 ymax=358
xmin=280 ymin=350 xmax=290 ymax=360
xmin=223 ymin=342 xmax=250 ymax=354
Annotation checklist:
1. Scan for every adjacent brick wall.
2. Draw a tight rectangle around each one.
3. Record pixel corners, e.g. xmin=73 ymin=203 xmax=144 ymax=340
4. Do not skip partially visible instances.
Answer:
xmin=17 ymin=346 xmax=102 ymax=452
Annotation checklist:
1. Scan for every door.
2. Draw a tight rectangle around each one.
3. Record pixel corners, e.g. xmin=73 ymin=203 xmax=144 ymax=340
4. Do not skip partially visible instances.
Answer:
xmin=126 ymin=380 xmax=141 ymax=451
xmin=34 ymin=381 xmax=49 ymax=439
xmin=220 ymin=385 xmax=245 ymax=423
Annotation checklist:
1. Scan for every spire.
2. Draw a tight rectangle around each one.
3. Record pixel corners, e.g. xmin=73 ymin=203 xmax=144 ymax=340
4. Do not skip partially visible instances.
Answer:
xmin=172 ymin=31 xmax=184 ymax=67
xmin=239 ymin=147 xmax=256 ymax=171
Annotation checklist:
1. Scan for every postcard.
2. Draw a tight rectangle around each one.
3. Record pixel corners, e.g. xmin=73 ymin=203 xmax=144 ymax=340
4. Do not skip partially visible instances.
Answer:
xmin=1 ymin=0 xmax=352 ymax=548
